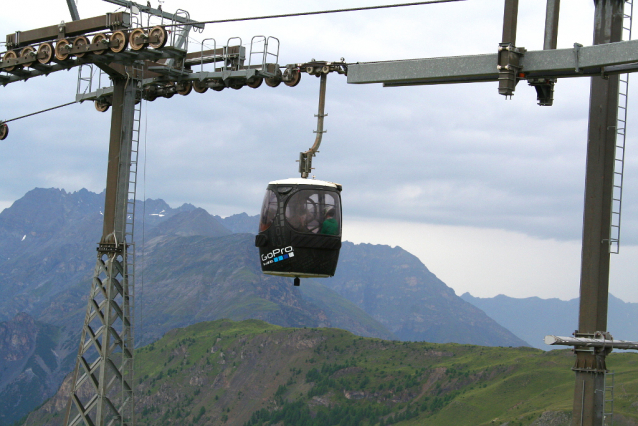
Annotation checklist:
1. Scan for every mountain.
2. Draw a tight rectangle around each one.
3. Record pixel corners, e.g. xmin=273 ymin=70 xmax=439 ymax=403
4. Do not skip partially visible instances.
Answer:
xmin=0 ymin=188 xmax=525 ymax=348
xmin=146 ymin=207 xmax=232 ymax=239
xmin=326 ymin=243 xmax=528 ymax=347
xmin=214 ymin=212 xmax=259 ymax=234
xmin=22 ymin=319 xmax=638 ymax=426
xmin=134 ymin=230 xmax=395 ymax=344
xmin=461 ymin=293 xmax=638 ymax=350
xmin=0 ymin=313 xmax=70 ymax=426
xmin=0 ymin=188 xmax=196 ymax=323
xmin=0 ymin=189 xmax=393 ymax=423
xmin=0 ymin=187 xmax=526 ymax=423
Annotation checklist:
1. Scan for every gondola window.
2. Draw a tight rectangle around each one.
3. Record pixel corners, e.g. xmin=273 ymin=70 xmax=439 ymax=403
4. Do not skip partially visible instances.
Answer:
xmin=285 ymin=190 xmax=341 ymax=235
xmin=259 ymin=189 xmax=278 ymax=232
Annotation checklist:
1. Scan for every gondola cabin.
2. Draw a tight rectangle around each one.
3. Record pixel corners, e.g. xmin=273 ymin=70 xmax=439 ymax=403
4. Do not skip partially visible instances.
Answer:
xmin=255 ymin=178 xmax=342 ymax=284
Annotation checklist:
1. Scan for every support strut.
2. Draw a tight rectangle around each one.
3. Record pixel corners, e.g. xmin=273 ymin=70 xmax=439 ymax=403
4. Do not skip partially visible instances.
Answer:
xmin=299 ymin=72 xmax=328 ymax=178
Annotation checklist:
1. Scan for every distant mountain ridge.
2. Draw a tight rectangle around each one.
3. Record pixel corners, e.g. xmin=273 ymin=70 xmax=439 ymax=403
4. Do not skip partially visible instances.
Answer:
xmin=324 ymin=242 xmax=528 ymax=347
xmin=461 ymin=293 xmax=638 ymax=350
xmin=23 ymin=319 xmax=638 ymax=426
xmin=0 ymin=187 xmax=527 ymax=424
xmin=0 ymin=188 xmax=525 ymax=348
xmin=214 ymin=212 xmax=259 ymax=234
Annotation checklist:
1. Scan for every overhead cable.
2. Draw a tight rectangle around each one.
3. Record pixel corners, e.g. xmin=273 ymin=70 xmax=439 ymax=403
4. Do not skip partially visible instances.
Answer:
xmin=1 ymin=101 xmax=78 ymax=124
xmin=160 ymin=0 xmax=466 ymax=27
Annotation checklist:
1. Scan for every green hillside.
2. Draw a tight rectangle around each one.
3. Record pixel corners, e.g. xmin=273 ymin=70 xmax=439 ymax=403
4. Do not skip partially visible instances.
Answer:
xmin=25 ymin=320 xmax=638 ymax=426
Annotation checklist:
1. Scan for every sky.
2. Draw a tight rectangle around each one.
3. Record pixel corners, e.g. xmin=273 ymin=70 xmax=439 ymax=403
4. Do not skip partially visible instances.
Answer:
xmin=1 ymin=0 xmax=637 ymax=303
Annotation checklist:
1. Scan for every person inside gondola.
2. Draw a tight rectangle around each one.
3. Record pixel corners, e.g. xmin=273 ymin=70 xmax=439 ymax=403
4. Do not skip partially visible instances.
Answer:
xmin=320 ymin=207 xmax=338 ymax=235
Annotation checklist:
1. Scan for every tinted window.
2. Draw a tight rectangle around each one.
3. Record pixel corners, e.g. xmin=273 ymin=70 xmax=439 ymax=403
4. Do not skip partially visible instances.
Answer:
xmin=285 ymin=189 xmax=341 ymax=235
xmin=259 ymin=189 xmax=278 ymax=232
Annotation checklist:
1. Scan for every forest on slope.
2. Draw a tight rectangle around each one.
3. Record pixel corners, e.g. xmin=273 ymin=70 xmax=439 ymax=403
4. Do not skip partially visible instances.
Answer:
xmin=23 ymin=319 xmax=638 ymax=426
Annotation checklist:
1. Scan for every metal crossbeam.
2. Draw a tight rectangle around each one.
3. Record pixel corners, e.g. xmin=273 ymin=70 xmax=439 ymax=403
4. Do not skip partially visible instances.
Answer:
xmin=545 ymin=335 xmax=638 ymax=350
xmin=5 ymin=12 xmax=131 ymax=48
xmin=346 ymin=38 xmax=638 ymax=86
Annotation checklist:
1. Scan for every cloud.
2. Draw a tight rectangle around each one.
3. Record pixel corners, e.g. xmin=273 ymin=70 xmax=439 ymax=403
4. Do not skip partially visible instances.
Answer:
xmin=343 ymin=217 xmax=638 ymax=303
xmin=1 ymin=0 xmax=637 ymax=247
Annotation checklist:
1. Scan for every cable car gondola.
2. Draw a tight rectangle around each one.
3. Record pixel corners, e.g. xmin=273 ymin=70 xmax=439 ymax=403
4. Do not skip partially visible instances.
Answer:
xmin=255 ymin=178 xmax=342 ymax=285
xmin=255 ymin=69 xmax=342 ymax=285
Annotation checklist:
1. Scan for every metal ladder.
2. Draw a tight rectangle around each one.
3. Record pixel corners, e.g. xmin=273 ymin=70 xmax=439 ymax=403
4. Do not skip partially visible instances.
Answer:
xmin=610 ymin=0 xmax=633 ymax=254
xmin=122 ymin=61 xmax=143 ymax=425
xmin=603 ymin=371 xmax=615 ymax=425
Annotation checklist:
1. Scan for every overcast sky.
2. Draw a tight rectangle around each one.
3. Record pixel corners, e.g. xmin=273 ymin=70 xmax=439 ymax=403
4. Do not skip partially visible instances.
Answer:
xmin=1 ymin=0 xmax=637 ymax=303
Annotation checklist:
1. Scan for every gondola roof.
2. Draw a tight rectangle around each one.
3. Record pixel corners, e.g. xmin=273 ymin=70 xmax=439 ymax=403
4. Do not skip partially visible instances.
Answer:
xmin=268 ymin=178 xmax=341 ymax=189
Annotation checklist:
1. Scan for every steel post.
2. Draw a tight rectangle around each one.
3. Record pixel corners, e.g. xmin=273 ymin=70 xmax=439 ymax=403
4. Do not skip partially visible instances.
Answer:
xmin=102 ymin=78 xmax=135 ymax=245
xmin=502 ymin=0 xmax=519 ymax=45
xmin=544 ymin=0 xmax=560 ymax=50
xmin=572 ymin=1 xmax=623 ymax=425
xmin=66 ymin=0 xmax=80 ymax=21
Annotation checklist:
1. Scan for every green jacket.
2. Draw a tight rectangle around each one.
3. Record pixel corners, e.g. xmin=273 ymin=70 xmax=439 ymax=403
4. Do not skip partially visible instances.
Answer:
xmin=320 ymin=218 xmax=338 ymax=235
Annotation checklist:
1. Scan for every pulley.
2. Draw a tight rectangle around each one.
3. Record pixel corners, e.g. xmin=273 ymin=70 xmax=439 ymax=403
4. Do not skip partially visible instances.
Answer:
xmin=0 ymin=122 xmax=8 ymax=140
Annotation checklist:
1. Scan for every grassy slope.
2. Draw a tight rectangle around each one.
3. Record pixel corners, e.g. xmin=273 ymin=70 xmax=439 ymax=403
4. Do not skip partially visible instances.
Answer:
xmin=28 ymin=320 xmax=638 ymax=426
xmin=299 ymin=280 xmax=396 ymax=340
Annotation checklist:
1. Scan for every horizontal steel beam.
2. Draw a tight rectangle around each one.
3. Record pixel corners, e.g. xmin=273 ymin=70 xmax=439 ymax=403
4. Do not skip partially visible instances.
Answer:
xmin=75 ymin=65 xmax=280 ymax=102
xmin=5 ymin=12 xmax=130 ymax=48
xmin=545 ymin=335 xmax=638 ymax=350
xmin=0 ymin=48 xmax=184 ymax=85
xmin=347 ymin=39 xmax=638 ymax=86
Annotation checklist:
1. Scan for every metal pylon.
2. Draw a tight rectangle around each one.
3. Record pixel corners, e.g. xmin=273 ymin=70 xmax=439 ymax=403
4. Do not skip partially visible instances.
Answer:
xmin=64 ymin=69 xmax=141 ymax=426
xmin=610 ymin=0 xmax=633 ymax=254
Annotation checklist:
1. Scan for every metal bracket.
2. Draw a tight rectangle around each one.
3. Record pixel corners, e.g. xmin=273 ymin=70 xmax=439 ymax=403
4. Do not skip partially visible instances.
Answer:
xmin=574 ymin=43 xmax=584 ymax=73
xmin=57 ymin=21 xmax=66 ymax=40
xmin=97 ymin=242 xmax=124 ymax=254
xmin=8 ymin=31 xmax=20 ymax=48
xmin=497 ymin=42 xmax=526 ymax=98
xmin=527 ymin=77 xmax=556 ymax=106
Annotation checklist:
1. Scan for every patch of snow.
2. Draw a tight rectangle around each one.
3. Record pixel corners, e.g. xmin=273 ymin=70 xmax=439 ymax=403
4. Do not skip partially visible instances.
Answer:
xmin=22 ymin=235 xmax=26 ymax=241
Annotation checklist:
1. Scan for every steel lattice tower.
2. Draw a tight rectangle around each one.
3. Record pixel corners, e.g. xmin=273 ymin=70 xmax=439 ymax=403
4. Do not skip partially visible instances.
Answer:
xmin=64 ymin=77 xmax=138 ymax=426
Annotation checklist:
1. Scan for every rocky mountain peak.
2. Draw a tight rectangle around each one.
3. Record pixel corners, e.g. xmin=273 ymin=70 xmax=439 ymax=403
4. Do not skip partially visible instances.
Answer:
xmin=147 ymin=207 xmax=232 ymax=239
xmin=0 ymin=313 xmax=36 ymax=365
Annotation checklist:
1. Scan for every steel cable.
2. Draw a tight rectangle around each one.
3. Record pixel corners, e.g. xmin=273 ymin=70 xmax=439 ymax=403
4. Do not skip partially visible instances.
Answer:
xmin=153 ymin=0 xmax=466 ymax=28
